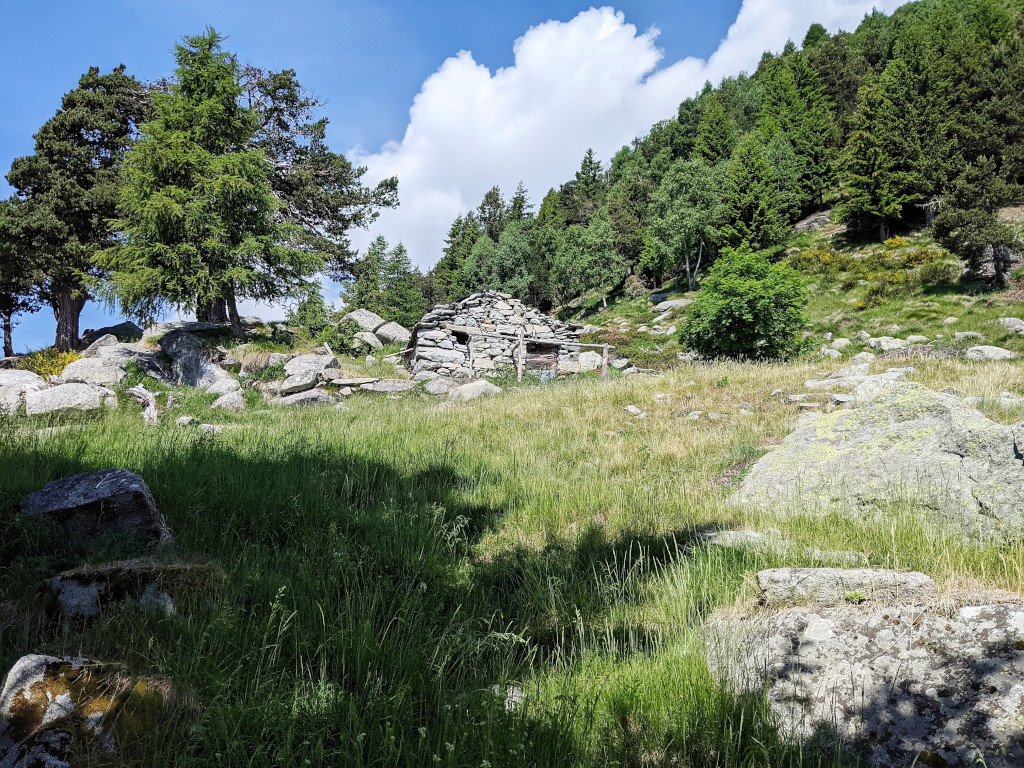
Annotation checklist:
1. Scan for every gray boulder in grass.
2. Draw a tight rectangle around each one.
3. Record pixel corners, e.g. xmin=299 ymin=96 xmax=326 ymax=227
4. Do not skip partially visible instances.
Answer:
xmin=374 ymin=321 xmax=412 ymax=345
xmin=24 ymin=383 xmax=102 ymax=415
xmin=20 ymin=469 xmax=173 ymax=550
xmin=449 ymin=380 xmax=502 ymax=402
xmin=283 ymin=354 xmax=338 ymax=378
xmin=341 ymin=308 xmax=386 ymax=332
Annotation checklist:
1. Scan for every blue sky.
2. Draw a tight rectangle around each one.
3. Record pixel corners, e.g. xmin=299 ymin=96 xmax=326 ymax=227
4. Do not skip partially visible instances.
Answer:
xmin=0 ymin=0 xmax=904 ymax=352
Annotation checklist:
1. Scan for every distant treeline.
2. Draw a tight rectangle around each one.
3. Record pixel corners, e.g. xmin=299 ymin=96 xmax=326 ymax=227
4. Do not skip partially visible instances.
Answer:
xmin=404 ymin=0 xmax=1022 ymax=312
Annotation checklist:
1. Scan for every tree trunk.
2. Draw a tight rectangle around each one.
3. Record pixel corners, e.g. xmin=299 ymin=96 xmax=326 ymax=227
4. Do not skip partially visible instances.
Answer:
xmin=224 ymin=287 xmax=245 ymax=340
xmin=2 ymin=313 xmax=13 ymax=358
xmin=196 ymin=297 xmax=228 ymax=324
xmin=684 ymin=252 xmax=692 ymax=293
xmin=878 ymin=220 xmax=888 ymax=243
xmin=601 ymin=279 xmax=607 ymax=308
xmin=52 ymin=283 xmax=86 ymax=352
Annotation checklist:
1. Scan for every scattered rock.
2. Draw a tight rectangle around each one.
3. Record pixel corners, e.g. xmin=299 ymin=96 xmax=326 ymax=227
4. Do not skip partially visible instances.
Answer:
xmin=206 ymin=377 xmax=240 ymax=395
xmin=354 ymin=331 xmax=383 ymax=350
xmin=20 ymin=469 xmax=172 ymax=550
xmin=283 ymin=354 xmax=338 ymax=378
xmin=624 ymin=405 xmax=646 ymax=418
xmin=792 ymin=210 xmax=831 ymax=233
xmin=829 ymin=338 xmax=851 ymax=350
xmin=211 ymin=391 xmax=244 ymax=411
xmin=423 ymin=378 xmax=452 ymax=396
xmin=323 ymin=376 xmax=378 ymax=387
xmin=966 ymin=345 xmax=1017 ymax=361
xmin=855 ymin=330 xmax=871 ymax=342
xmin=579 ymin=350 xmax=602 ymax=372
xmin=175 ymin=416 xmax=197 ymax=427
xmin=48 ymin=557 xmax=220 ymax=620
xmin=80 ymin=320 xmax=144 ymax=346
xmin=866 ymin=336 xmax=909 ymax=352
xmin=197 ymin=423 xmax=222 ymax=434
xmin=374 ymin=321 xmax=412 ymax=345
xmin=341 ymin=308 xmax=386 ymax=333
xmin=998 ymin=317 xmax=1024 ymax=334
xmin=829 ymin=393 xmax=855 ymax=406
xmin=943 ymin=316 xmax=958 ymax=325
xmin=59 ymin=357 xmax=126 ymax=386
xmin=158 ymin=331 xmax=232 ymax=390
xmin=0 ymin=654 xmax=172 ymax=767
xmin=738 ymin=383 xmax=1024 ymax=538
xmin=850 ymin=351 xmax=875 ymax=363
xmin=905 ymin=335 xmax=929 ymax=343
xmin=449 ymin=380 xmax=502 ymax=402
xmin=820 ymin=347 xmax=841 ymax=359
xmin=756 ymin=567 xmax=935 ymax=607
xmin=365 ymin=355 xmax=378 ymax=367
xmin=359 ymin=380 xmax=419 ymax=393
xmin=25 ymin=383 xmax=102 ymax=415
xmin=280 ymin=373 xmax=318 ymax=395
xmin=271 ymin=389 xmax=335 ymax=407
xmin=954 ymin=330 xmax=983 ymax=341
xmin=652 ymin=299 xmax=692 ymax=313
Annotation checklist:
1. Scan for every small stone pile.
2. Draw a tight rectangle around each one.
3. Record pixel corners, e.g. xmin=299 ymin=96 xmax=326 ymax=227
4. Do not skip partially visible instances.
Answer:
xmin=407 ymin=291 xmax=582 ymax=378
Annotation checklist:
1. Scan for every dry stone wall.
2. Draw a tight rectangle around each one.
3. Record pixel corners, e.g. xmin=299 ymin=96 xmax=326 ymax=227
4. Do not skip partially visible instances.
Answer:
xmin=407 ymin=291 xmax=582 ymax=379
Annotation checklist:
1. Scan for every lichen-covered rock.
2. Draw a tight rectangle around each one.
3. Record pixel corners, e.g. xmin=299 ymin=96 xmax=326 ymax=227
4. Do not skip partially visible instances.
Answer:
xmin=59 ymin=357 xmax=126 ymax=386
xmin=998 ymin=317 xmax=1024 ymax=334
xmin=20 ymin=469 xmax=172 ymax=550
xmin=374 ymin=321 xmax=411 ymax=345
xmin=279 ymin=373 xmax=317 ymax=395
xmin=737 ymin=383 xmax=1024 ymax=538
xmin=966 ymin=345 xmax=1017 ymax=361
xmin=270 ymin=389 xmax=335 ymax=407
xmin=210 ymin=391 xmax=244 ymax=411
xmin=756 ymin=568 xmax=935 ymax=607
xmin=866 ymin=336 xmax=909 ymax=352
xmin=282 ymin=354 xmax=338 ymax=378
xmin=158 ymin=331 xmax=231 ymax=389
xmin=706 ymin=601 xmax=1024 ymax=767
xmin=423 ymin=378 xmax=452 ymax=396
xmin=48 ymin=558 xmax=221 ymax=620
xmin=0 ymin=654 xmax=171 ymax=767
xmin=24 ymin=384 xmax=102 ymax=416
xmin=359 ymin=380 xmax=418 ymax=393
xmin=449 ymin=380 xmax=502 ymax=402
xmin=353 ymin=331 xmax=383 ymax=350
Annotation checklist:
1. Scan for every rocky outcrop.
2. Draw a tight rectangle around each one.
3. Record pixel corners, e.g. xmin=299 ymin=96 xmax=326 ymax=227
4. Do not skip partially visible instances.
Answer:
xmin=756 ymin=568 xmax=935 ymax=607
xmin=20 ymin=469 xmax=173 ymax=550
xmin=80 ymin=320 xmax=143 ymax=346
xmin=25 ymin=383 xmax=104 ymax=415
xmin=158 ymin=331 xmax=235 ymax=390
xmin=652 ymin=299 xmax=692 ymax=313
xmin=407 ymin=291 xmax=581 ymax=379
xmin=374 ymin=321 xmax=412 ymax=345
xmin=737 ymin=383 xmax=1024 ymax=538
xmin=270 ymin=389 xmax=335 ymax=407
xmin=342 ymin=308 xmax=386 ymax=333
xmin=0 ymin=654 xmax=171 ymax=767
xmin=707 ymin=590 xmax=1024 ymax=767
xmin=0 ymin=370 xmax=45 ymax=415
xmin=59 ymin=357 xmax=126 ymax=386
xmin=211 ymin=391 xmax=244 ymax=411
xmin=283 ymin=354 xmax=338 ymax=379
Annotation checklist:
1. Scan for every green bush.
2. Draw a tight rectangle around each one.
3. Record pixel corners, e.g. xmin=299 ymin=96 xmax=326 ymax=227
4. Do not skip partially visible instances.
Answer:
xmin=919 ymin=260 xmax=962 ymax=285
xmin=680 ymin=248 xmax=806 ymax=360
xmin=15 ymin=348 xmax=80 ymax=378
xmin=622 ymin=274 xmax=648 ymax=300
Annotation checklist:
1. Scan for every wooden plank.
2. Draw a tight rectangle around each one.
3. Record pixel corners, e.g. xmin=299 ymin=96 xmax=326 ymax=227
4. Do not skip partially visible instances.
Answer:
xmin=601 ymin=344 xmax=609 ymax=379
xmin=517 ymin=327 xmax=525 ymax=382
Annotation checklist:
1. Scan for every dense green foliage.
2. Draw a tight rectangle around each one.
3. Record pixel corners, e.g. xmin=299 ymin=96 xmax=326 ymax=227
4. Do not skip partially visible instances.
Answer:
xmin=419 ymin=0 xmax=1022 ymax=311
xmin=344 ymin=235 xmax=428 ymax=329
xmin=681 ymin=249 xmax=807 ymax=359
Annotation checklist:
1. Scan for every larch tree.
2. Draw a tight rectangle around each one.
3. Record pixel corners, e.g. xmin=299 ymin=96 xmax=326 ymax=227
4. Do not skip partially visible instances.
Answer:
xmin=4 ymin=66 xmax=148 ymax=350
xmin=0 ymin=199 xmax=41 ymax=356
xmin=97 ymin=30 xmax=326 ymax=338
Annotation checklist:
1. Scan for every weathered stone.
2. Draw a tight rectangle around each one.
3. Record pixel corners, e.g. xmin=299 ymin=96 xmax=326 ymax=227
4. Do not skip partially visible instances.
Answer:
xmin=211 ymin=391 xmax=244 ymax=411
xmin=267 ymin=352 xmax=290 ymax=367
xmin=707 ymin=601 xmax=1024 ymax=767
xmin=412 ymin=370 xmax=440 ymax=382
xmin=449 ymin=380 xmax=502 ymax=402
xmin=756 ymin=567 xmax=935 ymax=607
xmin=142 ymin=320 xmax=220 ymax=340
xmin=954 ymin=330 xmax=983 ymax=341
xmin=280 ymin=373 xmax=318 ymax=395
xmin=24 ymin=384 xmax=102 ymax=415
xmin=271 ymin=389 xmax=335 ymax=407
xmin=998 ymin=317 xmax=1024 ymax=334
xmin=829 ymin=337 xmax=851 ymax=350
xmin=966 ymin=345 xmax=1017 ymax=361
xmin=374 ymin=322 xmax=412 ymax=345
xmin=737 ymin=383 xmax=1024 ymax=538
xmin=48 ymin=558 xmax=220 ymax=620
xmin=341 ymin=308 xmax=387 ymax=332
xmin=325 ymin=376 xmax=378 ymax=387
xmin=0 ymin=654 xmax=172 ymax=766
xmin=59 ymin=357 xmax=126 ymax=386
xmin=0 ymin=369 xmax=45 ymax=388
xmin=855 ymin=330 xmax=871 ymax=342
xmin=579 ymin=350 xmax=602 ymax=372
xmin=866 ymin=336 xmax=909 ymax=352
xmin=652 ymin=298 xmax=692 ymax=313
xmin=79 ymin=333 xmax=120 ymax=358
xmin=20 ymin=469 xmax=172 ymax=549
xmin=850 ymin=351 xmax=875 ymax=363
xmin=158 ymin=331 xmax=230 ymax=389
xmin=175 ymin=416 xmax=197 ymax=427
xmin=283 ymin=354 xmax=338 ymax=378
xmin=197 ymin=423 xmax=222 ymax=434
xmin=906 ymin=334 xmax=929 ymax=344
xmin=80 ymin=320 xmax=143 ymax=346
xmin=423 ymin=378 xmax=451 ymax=396
xmin=943 ymin=316 xmax=958 ymax=325
xmin=359 ymin=380 xmax=419 ymax=393
xmin=354 ymin=331 xmax=383 ymax=350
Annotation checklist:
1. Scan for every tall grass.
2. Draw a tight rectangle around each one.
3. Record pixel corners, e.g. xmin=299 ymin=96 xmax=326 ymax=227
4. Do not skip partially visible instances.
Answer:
xmin=1 ymin=360 xmax=1020 ymax=766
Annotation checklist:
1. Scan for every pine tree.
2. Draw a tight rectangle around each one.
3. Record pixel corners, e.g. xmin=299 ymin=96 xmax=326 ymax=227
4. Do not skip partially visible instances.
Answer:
xmin=0 ymin=199 xmax=41 ymax=356
xmin=4 ymin=66 xmax=148 ymax=350
xmin=720 ymin=135 xmax=791 ymax=250
xmin=98 ymin=29 xmax=324 ymax=338
xmin=692 ymin=93 xmax=735 ymax=165
xmin=836 ymin=61 xmax=925 ymax=241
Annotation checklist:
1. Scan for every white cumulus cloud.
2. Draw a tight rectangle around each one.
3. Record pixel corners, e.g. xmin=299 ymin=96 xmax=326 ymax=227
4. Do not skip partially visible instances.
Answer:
xmin=350 ymin=1 xmax=909 ymax=272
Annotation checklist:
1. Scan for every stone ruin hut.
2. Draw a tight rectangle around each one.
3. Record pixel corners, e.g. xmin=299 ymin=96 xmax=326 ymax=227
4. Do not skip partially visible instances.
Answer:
xmin=405 ymin=291 xmax=588 ymax=379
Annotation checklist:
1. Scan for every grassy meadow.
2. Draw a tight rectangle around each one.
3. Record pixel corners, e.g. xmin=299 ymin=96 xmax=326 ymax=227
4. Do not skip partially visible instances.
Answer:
xmin=3 ymin=350 xmax=1024 ymax=766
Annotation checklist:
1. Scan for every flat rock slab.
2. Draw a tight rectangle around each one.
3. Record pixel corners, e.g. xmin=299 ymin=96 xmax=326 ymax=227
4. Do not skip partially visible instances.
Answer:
xmin=280 ymin=373 xmax=318 ymax=395
xmin=354 ymin=331 xmax=383 ymax=350
xmin=423 ymin=378 xmax=452 ymax=396
xmin=707 ymin=602 xmax=1024 ymax=767
xmin=756 ymin=568 xmax=935 ymax=607
xmin=24 ymin=383 xmax=102 ymax=415
xmin=48 ymin=557 xmax=221 ymax=620
xmin=323 ymin=375 xmax=378 ymax=386
xmin=0 ymin=654 xmax=171 ymax=767
xmin=283 ymin=354 xmax=338 ymax=378
xmin=966 ymin=345 xmax=1017 ymax=361
xmin=142 ymin=320 xmax=220 ymax=339
xmin=271 ymin=389 xmax=335 ymax=407
xmin=737 ymin=383 xmax=1024 ymax=539
xmin=652 ymin=299 xmax=692 ymax=312
xmin=20 ymin=469 xmax=173 ymax=550
xmin=0 ymin=369 xmax=45 ymax=388
xmin=360 ymin=380 xmax=418 ymax=393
